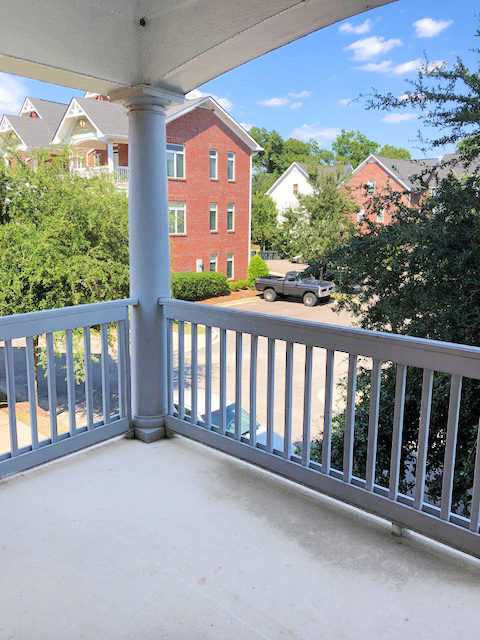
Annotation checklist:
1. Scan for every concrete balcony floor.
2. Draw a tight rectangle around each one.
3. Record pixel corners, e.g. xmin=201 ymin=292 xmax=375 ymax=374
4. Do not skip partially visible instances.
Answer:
xmin=1 ymin=435 xmax=479 ymax=640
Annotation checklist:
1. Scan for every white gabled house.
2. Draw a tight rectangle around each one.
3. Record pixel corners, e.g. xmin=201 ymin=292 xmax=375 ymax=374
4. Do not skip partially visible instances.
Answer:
xmin=267 ymin=161 xmax=353 ymax=220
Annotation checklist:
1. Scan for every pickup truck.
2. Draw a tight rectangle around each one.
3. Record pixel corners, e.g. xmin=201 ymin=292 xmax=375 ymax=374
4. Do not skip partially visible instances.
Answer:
xmin=255 ymin=271 xmax=336 ymax=306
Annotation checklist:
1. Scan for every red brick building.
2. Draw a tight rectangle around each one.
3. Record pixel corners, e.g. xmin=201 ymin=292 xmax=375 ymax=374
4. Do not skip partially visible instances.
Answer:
xmin=2 ymin=94 xmax=260 ymax=280
xmin=344 ymin=155 xmax=437 ymax=227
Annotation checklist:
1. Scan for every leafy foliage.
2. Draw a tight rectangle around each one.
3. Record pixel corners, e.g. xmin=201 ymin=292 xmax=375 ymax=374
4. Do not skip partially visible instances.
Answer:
xmin=331 ymin=130 xmax=380 ymax=168
xmin=171 ymin=272 xmax=229 ymax=301
xmin=0 ymin=147 xmax=129 ymax=316
xmin=378 ymin=144 xmax=412 ymax=160
xmin=251 ymin=193 xmax=278 ymax=250
xmin=247 ymin=255 xmax=269 ymax=288
xmin=274 ymin=167 xmax=356 ymax=263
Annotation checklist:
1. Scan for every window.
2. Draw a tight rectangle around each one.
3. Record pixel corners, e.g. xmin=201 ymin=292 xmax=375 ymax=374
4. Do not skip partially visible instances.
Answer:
xmin=167 ymin=144 xmax=184 ymax=178
xmin=210 ymin=149 xmax=218 ymax=179
xmin=357 ymin=208 xmax=365 ymax=223
xmin=75 ymin=151 xmax=86 ymax=169
xmin=93 ymin=152 xmax=102 ymax=168
xmin=367 ymin=180 xmax=376 ymax=194
xmin=196 ymin=259 xmax=204 ymax=273
xmin=168 ymin=201 xmax=186 ymax=234
xmin=293 ymin=183 xmax=299 ymax=195
xmin=210 ymin=254 xmax=217 ymax=272
xmin=209 ymin=203 xmax=218 ymax=232
xmin=226 ymin=254 xmax=234 ymax=280
xmin=227 ymin=203 xmax=235 ymax=232
xmin=377 ymin=209 xmax=385 ymax=223
xmin=227 ymin=152 xmax=235 ymax=181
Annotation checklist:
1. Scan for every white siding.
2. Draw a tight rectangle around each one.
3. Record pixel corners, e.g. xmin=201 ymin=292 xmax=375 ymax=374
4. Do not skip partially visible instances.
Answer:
xmin=267 ymin=165 xmax=312 ymax=221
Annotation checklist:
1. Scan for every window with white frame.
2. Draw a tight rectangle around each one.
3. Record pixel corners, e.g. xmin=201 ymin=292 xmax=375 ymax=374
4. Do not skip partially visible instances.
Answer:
xmin=357 ymin=208 xmax=365 ymax=223
xmin=93 ymin=152 xmax=102 ymax=167
xmin=227 ymin=152 xmax=235 ymax=181
xmin=209 ymin=254 xmax=217 ymax=272
xmin=209 ymin=203 xmax=218 ymax=232
xmin=367 ymin=180 xmax=376 ymax=194
xmin=168 ymin=201 xmax=186 ymax=234
xmin=293 ymin=183 xmax=299 ymax=195
xmin=226 ymin=253 xmax=234 ymax=280
xmin=227 ymin=203 xmax=235 ymax=231
xmin=167 ymin=144 xmax=185 ymax=178
xmin=210 ymin=149 xmax=218 ymax=179
xmin=75 ymin=151 xmax=86 ymax=169
xmin=196 ymin=259 xmax=203 ymax=273
xmin=377 ymin=208 xmax=385 ymax=223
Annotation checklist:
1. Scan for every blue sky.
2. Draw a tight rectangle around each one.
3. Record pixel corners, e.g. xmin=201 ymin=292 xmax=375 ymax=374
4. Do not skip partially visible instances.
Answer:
xmin=0 ymin=0 xmax=478 ymax=158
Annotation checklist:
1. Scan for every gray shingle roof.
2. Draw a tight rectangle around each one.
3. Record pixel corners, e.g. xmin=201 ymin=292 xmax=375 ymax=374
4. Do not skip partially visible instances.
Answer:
xmin=373 ymin=156 xmax=436 ymax=191
xmin=6 ymin=115 xmax=54 ymax=148
xmin=428 ymin=153 xmax=480 ymax=187
xmin=29 ymin=98 xmax=67 ymax=136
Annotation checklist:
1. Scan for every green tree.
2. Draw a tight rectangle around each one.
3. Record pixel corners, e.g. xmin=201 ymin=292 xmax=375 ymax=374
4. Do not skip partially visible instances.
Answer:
xmin=251 ymin=193 xmax=278 ymax=251
xmin=378 ymin=144 xmax=412 ymax=160
xmin=252 ymin=171 xmax=277 ymax=196
xmin=332 ymin=130 xmax=380 ymax=168
xmin=274 ymin=166 xmax=356 ymax=263
xmin=312 ymin=28 xmax=480 ymax=513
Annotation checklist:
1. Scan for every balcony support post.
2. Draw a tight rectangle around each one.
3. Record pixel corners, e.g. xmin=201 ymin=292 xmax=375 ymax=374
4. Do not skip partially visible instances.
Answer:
xmin=111 ymin=85 xmax=184 ymax=442
xmin=106 ymin=141 xmax=114 ymax=174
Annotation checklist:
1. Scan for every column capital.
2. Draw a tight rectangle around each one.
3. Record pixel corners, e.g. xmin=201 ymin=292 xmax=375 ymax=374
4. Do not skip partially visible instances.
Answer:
xmin=110 ymin=84 xmax=185 ymax=111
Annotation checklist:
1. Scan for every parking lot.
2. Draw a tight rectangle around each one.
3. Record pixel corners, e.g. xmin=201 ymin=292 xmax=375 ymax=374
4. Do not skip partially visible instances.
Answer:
xmin=179 ymin=294 xmax=359 ymax=446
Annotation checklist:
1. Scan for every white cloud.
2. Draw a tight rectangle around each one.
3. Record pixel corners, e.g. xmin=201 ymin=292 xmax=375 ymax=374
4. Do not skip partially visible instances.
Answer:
xmin=185 ymin=89 xmax=233 ymax=112
xmin=291 ymin=124 xmax=341 ymax=142
xmin=345 ymin=36 xmax=402 ymax=61
xmin=413 ymin=18 xmax=453 ymax=38
xmin=289 ymin=90 xmax=312 ymax=98
xmin=356 ymin=59 xmax=446 ymax=75
xmin=355 ymin=60 xmax=394 ymax=73
xmin=290 ymin=102 xmax=302 ymax=110
xmin=382 ymin=113 xmax=418 ymax=124
xmin=393 ymin=59 xmax=422 ymax=75
xmin=240 ymin=123 xmax=255 ymax=131
xmin=0 ymin=73 xmax=26 ymax=115
xmin=339 ymin=19 xmax=372 ymax=35
xmin=338 ymin=98 xmax=352 ymax=106
xmin=258 ymin=97 xmax=290 ymax=107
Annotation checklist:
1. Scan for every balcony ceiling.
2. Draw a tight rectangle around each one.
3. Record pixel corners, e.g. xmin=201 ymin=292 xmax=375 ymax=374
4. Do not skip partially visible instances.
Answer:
xmin=0 ymin=0 xmax=394 ymax=95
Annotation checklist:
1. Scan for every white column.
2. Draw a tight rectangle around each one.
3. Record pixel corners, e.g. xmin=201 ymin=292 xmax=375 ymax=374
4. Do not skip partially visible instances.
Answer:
xmin=107 ymin=141 xmax=114 ymax=174
xmin=111 ymin=85 xmax=184 ymax=442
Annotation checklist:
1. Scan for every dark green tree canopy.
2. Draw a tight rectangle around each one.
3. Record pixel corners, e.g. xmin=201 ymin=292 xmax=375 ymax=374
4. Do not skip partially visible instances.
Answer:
xmin=331 ymin=130 xmax=380 ymax=168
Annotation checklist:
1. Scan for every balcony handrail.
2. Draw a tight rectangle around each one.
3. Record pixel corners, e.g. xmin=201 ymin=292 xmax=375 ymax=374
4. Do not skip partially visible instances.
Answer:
xmin=0 ymin=298 xmax=137 ymax=341
xmin=160 ymin=297 xmax=480 ymax=558
xmin=161 ymin=299 xmax=480 ymax=379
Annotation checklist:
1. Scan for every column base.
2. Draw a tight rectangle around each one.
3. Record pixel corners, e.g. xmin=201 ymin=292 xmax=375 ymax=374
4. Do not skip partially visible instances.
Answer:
xmin=132 ymin=415 xmax=166 ymax=443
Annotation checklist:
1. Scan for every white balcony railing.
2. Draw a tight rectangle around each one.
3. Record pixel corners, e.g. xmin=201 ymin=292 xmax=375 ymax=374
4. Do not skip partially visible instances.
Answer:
xmin=0 ymin=299 xmax=135 ymax=477
xmin=114 ymin=166 xmax=129 ymax=183
xmin=161 ymin=298 xmax=480 ymax=558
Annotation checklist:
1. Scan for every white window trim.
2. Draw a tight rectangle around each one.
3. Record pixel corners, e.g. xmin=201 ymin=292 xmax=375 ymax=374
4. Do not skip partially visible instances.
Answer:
xmin=377 ymin=208 xmax=385 ymax=223
xmin=210 ymin=149 xmax=218 ymax=180
xmin=209 ymin=254 xmax=218 ymax=272
xmin=226 ymin=253 xmax=234 ymax=280
xmin=196 ymin=259 xmax=204 ymax=273
xmin=367 ymin=180 xmax=376 ymax=194
xmin=227 ymin=151 xmax=235 ymax=182
xmin=209 ymin=203 xmax=218 ymax=232
xmin=169 ymin=201 xmax=187 ymax=235
xmin=357 ymin=208 xmax=365 ymax=223
xmin=167 ymin=144 xmax=185 ymax=179
xmin=227 ymin=203 xmax=235 ymax=232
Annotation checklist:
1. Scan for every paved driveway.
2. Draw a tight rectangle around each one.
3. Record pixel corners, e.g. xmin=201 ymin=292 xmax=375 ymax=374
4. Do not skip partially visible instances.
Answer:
xmin=178 ymin=295 xmax=358 ymax=446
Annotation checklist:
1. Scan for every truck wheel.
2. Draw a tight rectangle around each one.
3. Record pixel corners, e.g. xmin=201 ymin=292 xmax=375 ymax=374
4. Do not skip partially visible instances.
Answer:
xmin=303 ymin=292 xmax=318 ymax=307
xmin=264 ymin=289 xmax=277 ymax=302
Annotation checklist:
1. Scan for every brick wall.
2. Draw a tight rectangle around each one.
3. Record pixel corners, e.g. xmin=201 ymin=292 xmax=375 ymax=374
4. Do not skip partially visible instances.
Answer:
xmin=166 ymin=107 xmax=251 ymax=280
xmin=344 ymin=160 xmax=412 ymax=228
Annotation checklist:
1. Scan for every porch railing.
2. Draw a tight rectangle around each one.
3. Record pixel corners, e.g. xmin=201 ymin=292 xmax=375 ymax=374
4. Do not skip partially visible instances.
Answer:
xmin=0 ymin=298 xmax=134 ymax=479
xmin=162 ymin=299 xmax=480 ymax=558
xmin=114 ymin=166 xmax=129 ymax=183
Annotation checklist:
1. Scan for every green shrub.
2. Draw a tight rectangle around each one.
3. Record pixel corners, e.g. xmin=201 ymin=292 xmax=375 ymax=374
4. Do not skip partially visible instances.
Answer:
xmin=171 ymin=272 xmax=229 ymax=301
xmin=247 ymin=255 xmax=269 ymax=288
xmin=237 ymin=280 xmax=247 ymax=289
xmin=228 ymin=281 xmax=239 ymax=291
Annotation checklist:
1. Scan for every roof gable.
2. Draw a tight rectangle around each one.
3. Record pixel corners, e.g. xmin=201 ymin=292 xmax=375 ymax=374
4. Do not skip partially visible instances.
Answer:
xmin=266 ymin=162 xmax=308 ymax=196
xmin=350 ymin=155 xmax=437 ymax=192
